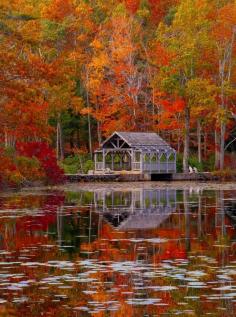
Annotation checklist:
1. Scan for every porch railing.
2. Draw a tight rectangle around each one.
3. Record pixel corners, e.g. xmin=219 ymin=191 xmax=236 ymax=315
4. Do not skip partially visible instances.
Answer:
xmin=143 ymin=162 xmax=176 ymax=173
xmin=132 ymin=162 xmax=141 ymax=170
xmin=95 ymin=162 xmax=104 ymax=171
xmin=96 ymin=161 xmax=176 ymax=173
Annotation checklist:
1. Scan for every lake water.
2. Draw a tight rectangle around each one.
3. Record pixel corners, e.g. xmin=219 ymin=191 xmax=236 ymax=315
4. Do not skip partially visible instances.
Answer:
xmin=0 ymin=183 xmax=236 ymax=316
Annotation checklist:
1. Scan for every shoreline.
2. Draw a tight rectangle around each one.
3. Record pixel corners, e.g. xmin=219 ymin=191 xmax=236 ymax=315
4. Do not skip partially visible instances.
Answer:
xmin=1 ymin=180 xmax=236 ymax=196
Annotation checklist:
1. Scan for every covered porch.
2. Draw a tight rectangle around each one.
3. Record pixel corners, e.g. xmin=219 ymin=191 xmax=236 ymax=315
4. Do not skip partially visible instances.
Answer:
xmin=94 ymin=132 xmax=176 ymax=174
xmin=94 ymin=151 xmax=176 ymax=173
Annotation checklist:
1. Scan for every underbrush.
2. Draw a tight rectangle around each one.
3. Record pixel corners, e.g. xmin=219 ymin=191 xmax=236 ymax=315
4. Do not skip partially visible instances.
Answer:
xmin=61 ymin=154 xmax=94 ymax=174
xmin=177 ymin=154 xmax=215 ymax=172
xmin=0 ymin=142 xmax=64 ymax=189
xmin=212 ymin=169 xmax=236 ymax=181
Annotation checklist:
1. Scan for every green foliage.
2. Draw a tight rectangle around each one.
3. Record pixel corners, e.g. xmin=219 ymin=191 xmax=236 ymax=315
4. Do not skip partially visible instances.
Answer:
xmin=15 ymin=156 xmax=45 ymax=181
xmin=112 ymin=3 xmax=127 ymax=17
xmin=176 ymin=153 xmax=183 ymax=172
xmin=177 ymin=153 xmax=217 ymax=172
xmin=62 ymin=154 xmax=94 ymax=174
xmin=61 ymin=155 xmax=81 ymax=174
xmin=177 ymin=154 xmax=203 ymax=172
xmin=202 ymin=154 xmax=215 ymax=172
xmin=15 ymin=155 xmax=41 ymax=168
xmin=164 ymin=6 xmax=177 ymax=26
xmin=41 ymin=20 xmax=66 ymax=41
xmin=83 ymin=159 xmax=94 ymax=173
xmin=188 ymin=156 xmax=203 ymax=172
xmin=4 ymin=146 xmax=16 ymax=158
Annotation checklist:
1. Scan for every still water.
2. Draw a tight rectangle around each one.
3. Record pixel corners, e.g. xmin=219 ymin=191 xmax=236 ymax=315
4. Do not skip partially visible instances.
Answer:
xmin=0 ymin=183 xmax=236 ymax=316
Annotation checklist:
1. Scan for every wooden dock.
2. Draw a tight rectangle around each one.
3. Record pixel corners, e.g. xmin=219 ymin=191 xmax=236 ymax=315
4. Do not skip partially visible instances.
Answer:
xmin=65 ymin=172 xmax=217 ymax=182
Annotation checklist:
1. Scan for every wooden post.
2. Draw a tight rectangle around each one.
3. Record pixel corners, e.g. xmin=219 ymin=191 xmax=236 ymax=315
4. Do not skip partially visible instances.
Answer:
xmin=111 ymin=152 xmax=114 ymax=171
xmin=149 ymin=153 xmax=151 ymax=174
xmin=94 ymin=152 xmax=97 ymax=171
xmin=140 ymin=152 xmax=143 ymax=173
xmin=167 ymin=152 xmax=169 ymax=173
xmin=102 ymin=149 xmax=105 ymax=171
xmin=174 ymin=152 xmax=177 ymax=173
xmin=131 ymin=149 xmax=133 ymax=171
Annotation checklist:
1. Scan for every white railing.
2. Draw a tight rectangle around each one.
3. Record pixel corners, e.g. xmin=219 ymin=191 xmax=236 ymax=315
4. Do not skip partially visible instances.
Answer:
xmin=143 ymin=162 xmax=176 ymax=173
xmin=132 ymin=162 xmax=141 ymax=170
xmin=96 ymin=161 xmax=176 ymax=173
xmin=95 ymin=162 xmax=103 ymax=171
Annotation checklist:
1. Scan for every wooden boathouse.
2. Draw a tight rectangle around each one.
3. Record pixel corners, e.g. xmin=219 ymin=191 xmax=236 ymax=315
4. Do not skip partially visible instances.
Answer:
xmin=94 ymin=131 xmax=176 ymax=174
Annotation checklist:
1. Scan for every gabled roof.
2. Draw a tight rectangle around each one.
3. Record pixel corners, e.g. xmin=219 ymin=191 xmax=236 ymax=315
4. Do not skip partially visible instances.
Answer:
xmin=116 ymin=132 xmax=169 ymax=147
xmin=118 ymin=211 xmax=172 ymax=230
xmin=98 ymin=131 xmax=172 ymax=149
xmin=103 ymin=207 xmax=174 ymax=230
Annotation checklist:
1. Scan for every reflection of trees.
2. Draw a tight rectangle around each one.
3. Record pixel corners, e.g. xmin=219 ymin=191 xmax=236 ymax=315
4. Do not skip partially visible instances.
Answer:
xmin=0 ymin=189 xmax=236 ymax=316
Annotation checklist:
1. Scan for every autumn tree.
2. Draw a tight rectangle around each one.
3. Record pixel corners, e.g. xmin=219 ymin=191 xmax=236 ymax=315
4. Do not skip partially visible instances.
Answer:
xmin=156 ymin=0 xmax=212 ymax=171
xmin=211 ymin=1 xmax=236 ymax=169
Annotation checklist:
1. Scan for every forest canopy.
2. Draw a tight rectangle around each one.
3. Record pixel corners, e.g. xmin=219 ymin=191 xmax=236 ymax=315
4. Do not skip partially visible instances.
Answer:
xmin=1 ymin=0 xmax=236 ymax=185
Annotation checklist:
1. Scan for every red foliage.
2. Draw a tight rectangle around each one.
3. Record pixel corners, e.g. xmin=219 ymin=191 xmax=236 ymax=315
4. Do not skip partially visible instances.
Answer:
xmin=16 ymin=142 xmax=65 ymax=184
xmin=125 ymin=0 xmax=140 ymax=14
xmin=148 ymin=0 xmax=178 ymax=23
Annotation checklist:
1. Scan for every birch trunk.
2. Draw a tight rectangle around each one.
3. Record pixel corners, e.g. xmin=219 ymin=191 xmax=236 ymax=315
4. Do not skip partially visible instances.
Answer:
xmin=218 ymin=28 xmax=235 ymax=170
xmin=220 ymin=122 xmax=225 ymax=170
xmin=96 ymin=97 xmax=102 ymax=146
xmin=85 ymin=71 xmax=92 ymax=157
xmin=183 ymin=106 xmax=190 ymax=172
xmin=197 ymin=120 xmax=201 ymax=164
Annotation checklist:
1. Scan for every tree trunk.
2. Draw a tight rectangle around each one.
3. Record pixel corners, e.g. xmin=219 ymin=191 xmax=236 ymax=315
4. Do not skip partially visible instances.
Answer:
xmin=204 ymin=130 xmax=207 ymax=160
xmin=96 ymin=96 xmax=102 ymax=146
xmin=56 ymin=116 xmax=64 ymax=161
xmin=4 ymin=130 xmax=8 ymax=147
xmin=220 ymin=122 xmax=225 ymax=170
xmin=197 ymin=120 xmax=201 ymax=164
xmin=215 ymin=130 xmax=220 ymax=170
xmin=86 ymin=70 xmax=92 ymax=157
xmin=97 ymin=121 xmax=102 ymax=146
xmin=87 ymin=112 xmax=92 ymax=157
xmin=183 ymin=106 xmax=190 ymax=172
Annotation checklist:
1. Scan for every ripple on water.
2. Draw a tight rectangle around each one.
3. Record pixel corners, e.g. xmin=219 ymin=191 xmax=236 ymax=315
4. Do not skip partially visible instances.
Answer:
xmin=0 ymin=188 xmax=236 ymax=316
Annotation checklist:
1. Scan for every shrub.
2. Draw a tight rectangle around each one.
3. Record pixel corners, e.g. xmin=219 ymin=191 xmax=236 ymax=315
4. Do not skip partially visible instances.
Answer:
xmin=16 ymin=142 xmax=64 ymax=184
xmin=62 ymin=154 xmax=94 ymax=174
xmin=176 ymin=154 xmax=204 ymax=172
xmin=62 ymin=155 xmax=81 ymax=174
xmin=83 ymin=159 xmax=94 ymax=174
xmin=202 ymin=154 xmax=215 ymax=172
xmin=188 ymin=156 xmax=203 ymax=172
xmin=15 ymin=156 xmax=45 ymax=181
xmin=176 ymin=153 xmax=183 ymax=172
xmin=212 ymin=169 xmax=236 ymax=181
xmin=0 ymin=148 xmax=23 ymax=188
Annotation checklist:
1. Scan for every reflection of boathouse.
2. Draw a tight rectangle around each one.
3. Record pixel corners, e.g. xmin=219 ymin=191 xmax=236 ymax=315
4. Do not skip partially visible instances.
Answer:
xmin=94 ymin=132 xmax=176 ymax=174
xmin=93 ymin=188 xmax=176 ymax=230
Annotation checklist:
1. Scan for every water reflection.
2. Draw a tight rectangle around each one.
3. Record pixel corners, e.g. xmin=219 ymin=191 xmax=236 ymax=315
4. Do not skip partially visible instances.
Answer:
xmin=93 ymin=189 xmax=176 ymax=230
xmin=0 ymin=186 xmax=236 ymax=316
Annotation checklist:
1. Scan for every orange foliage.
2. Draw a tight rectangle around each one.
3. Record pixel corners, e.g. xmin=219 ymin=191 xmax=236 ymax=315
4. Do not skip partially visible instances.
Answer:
xmin=42 ymin=0 xmax=75 ymax=21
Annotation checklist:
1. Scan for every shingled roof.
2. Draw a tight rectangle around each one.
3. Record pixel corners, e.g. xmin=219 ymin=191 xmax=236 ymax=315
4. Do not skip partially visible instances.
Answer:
xmin=101 ymin=131 xmax=172 ymax=149
xmin=116 ymin=132 xmax=169 ymax=147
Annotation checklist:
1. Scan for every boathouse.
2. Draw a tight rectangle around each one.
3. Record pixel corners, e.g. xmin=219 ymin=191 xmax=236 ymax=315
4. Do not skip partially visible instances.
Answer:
xmin=94 ymin=131 xmax=176 ymax=174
